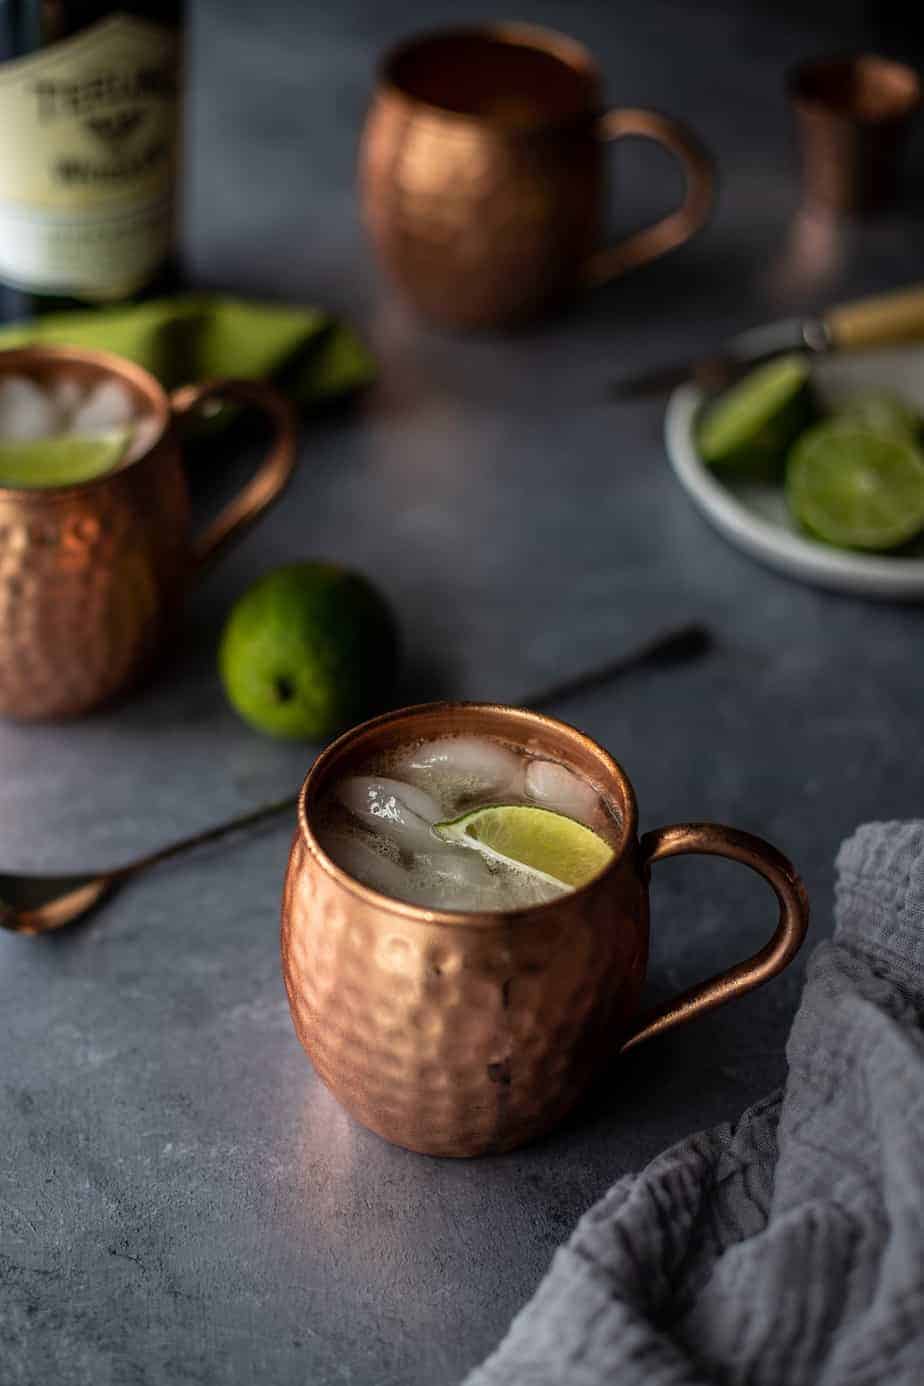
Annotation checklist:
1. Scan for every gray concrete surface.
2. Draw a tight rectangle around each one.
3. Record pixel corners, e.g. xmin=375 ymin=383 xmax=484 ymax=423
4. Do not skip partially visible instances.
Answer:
xmin=3 ymin=1 xmax=924 ymax=1382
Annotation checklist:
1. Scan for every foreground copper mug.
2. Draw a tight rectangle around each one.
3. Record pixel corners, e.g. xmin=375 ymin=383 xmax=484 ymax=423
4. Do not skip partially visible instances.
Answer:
xmin=360 ymin=24 xmax=715 ymax=328
xmin=281 ymin=703 xmax=809 ymax=1157
xmin=0 ymin=345 xmax=296 ymax=719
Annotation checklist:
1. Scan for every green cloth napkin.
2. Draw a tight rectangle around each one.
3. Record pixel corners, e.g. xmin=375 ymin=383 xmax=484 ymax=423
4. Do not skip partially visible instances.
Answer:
xmin=0 ymin=294 xmax=376 ymax=408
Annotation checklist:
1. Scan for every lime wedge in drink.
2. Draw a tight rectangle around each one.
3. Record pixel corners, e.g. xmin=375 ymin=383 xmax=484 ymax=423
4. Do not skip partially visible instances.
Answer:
xmin=697 ymin=354 xmax=813 ymax=475
xmin=829 ymin=388 xmax=920 ymax=443
xmin=786 ymin=423 xmax=924 ymax=551
xmin=435 ymin=804 xmax=614 ymax=890
xmin=0 ymin=428 xmax=131 ymax=489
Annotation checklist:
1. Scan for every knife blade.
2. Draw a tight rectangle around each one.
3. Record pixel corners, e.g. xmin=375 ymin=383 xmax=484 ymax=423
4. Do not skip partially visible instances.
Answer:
xmin=610 ymin=283 xmax=924 ymax=400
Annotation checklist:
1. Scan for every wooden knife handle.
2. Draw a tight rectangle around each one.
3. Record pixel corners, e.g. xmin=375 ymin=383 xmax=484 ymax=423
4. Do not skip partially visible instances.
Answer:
xmin=825 ymin=284 xmax=924 ymax=351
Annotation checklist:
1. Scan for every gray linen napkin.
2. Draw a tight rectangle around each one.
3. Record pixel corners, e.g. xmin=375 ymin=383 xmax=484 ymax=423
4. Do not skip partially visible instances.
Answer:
xmin=465 ymin=821 xmax=924 ymax=1386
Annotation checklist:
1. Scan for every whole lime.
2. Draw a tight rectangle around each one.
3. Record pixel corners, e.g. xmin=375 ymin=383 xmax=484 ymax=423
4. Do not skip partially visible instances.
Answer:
xmin=219 ymin=562 xmax=399 ymax=740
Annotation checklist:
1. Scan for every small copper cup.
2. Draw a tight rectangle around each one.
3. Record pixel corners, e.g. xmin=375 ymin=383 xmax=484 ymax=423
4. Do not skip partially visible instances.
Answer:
xmin=359 ymin=24 xmax=715 ymax=328
xmin=281 ymin=702 xmax=809 ymax=1158
xmin=789 ymin=54 xmax=922 ymax=215
xmin=0 ymin=346 xmax=296 ymax=720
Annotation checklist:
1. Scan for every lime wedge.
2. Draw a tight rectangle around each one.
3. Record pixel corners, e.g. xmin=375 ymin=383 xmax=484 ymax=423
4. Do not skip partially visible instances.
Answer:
xmin=829 ymin=389 xmax=920 ymax=443
xmin=786 ymin=423 xmax=924 ymax=551
xmin=0 ymin=428 xmax=131 ymax=489
xmin=435 ymin=804 xmax=614 ymax=890
xmin=697 ymin=354 xmax=813 ymax=475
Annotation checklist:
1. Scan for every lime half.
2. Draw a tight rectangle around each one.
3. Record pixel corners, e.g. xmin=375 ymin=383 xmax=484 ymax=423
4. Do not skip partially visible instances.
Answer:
xmin=0 ymin=428 xmax=131 ymax=489
xmin=435 ymin=804 xmax=614 ymax=890
xmin=697 ymin=354 xmax=813 ymax=475
xmin=786 ymin=423 xmax=924 ymax=551
xmin=829 ymin=389 xmax=920 ymax=443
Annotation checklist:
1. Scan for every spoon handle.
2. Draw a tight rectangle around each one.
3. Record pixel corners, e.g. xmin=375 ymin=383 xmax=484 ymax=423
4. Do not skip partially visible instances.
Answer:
xmin=523 ymin=623 xmax=710 ymax=712
xmin=111 ymin=792 xmax=300 ymax=882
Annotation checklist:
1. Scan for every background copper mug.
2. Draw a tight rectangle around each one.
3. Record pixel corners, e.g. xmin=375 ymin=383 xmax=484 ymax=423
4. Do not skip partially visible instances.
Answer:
xmin=0 ymin=346 xmax=296 ymax=720
xmin=788 ymin=54 xmax=922 ymax=216
xmin=359 ymin=24 xmax=715 ymax=328
xmin=281 ymin=702 xmax=809 ymax=1158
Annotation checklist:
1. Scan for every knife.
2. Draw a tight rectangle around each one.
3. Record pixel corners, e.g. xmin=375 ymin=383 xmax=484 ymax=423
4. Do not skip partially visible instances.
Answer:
xmin=610 ymin=283 xmax=924 ymax=399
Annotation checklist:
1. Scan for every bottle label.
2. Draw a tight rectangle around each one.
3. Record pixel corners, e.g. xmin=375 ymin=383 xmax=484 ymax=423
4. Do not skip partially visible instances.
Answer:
xmin=0 ymin=14 xmax=180 ymax=300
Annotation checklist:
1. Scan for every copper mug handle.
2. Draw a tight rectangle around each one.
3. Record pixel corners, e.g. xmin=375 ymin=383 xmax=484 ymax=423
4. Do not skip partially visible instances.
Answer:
xmin=584 ymin=108 xmax=716 ymax=286
xmin=169 ymin=378 xmax=297 ymax=575
xmin=620 ymin=824 xmax=809 ymax=1054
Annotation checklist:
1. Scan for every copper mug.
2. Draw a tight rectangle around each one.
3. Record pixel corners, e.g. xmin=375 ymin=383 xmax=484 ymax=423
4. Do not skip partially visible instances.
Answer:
xmin=359 ymin=24 xmax=715 ymax=328
xmin=788 ymin=54 xmax=922 ymax=216
xmin=0 ymin=345 xmax=296 ymax=720
xmin=281 ymin=702 xmax=809 ymax=1157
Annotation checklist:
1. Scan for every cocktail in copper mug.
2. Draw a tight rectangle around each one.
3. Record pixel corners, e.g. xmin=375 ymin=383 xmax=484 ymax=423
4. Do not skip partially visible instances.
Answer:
xmin=0 ymin=345 xmax=296 ymax=720
xmin=281 ymin=702 xmax=809 ymax=1157
xmin=359 ymin=24 xmax=715 ymax=328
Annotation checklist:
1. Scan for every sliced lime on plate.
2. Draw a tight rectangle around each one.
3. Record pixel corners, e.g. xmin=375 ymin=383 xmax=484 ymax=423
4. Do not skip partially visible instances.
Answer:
xmin=786 ymin=423 xmax=924 ymax=551
xmin=697 ymin=354 xmax=813 ymax=475
xmin=435 ymin=804 xmax=614 ymax=890
xmin=0 ymin=428 xmax=131 ymax=489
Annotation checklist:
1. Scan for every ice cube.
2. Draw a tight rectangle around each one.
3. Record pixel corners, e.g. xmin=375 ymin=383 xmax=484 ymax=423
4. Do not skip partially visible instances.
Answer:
xmin=130 ymin=416 xmax=161 ymax=457
xmin=402 ymin=850 xmax=498 ymax=911
xmin=0 ymin=375 xmax=59 ymax=440
xmin=423 ymin=850 xmax=504 ymax=910
xmin=316 ymin=829 xmax=412 ymax=899
xmin=406 ymin=846 xmax=567 ymax=912
xmin=498 ymin=867 xmax=569 ymax=909
xmin=414 ymin=849 xmax=494 ymax=891
xmin=70 ymin=379 xmax=137 ymax=435
xmin=49 ymin=376 xmax=86 ymax=424
xmin=524 ymin=759 xmax=601 ymax=826
xmin=400 ymin=736 xmax=522 ymax=799
xmin=335 ymin=776 xmax=441 ymax=852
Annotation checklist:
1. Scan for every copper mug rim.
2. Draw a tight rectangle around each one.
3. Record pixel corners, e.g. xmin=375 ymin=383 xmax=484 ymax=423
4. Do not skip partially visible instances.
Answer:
xmin=787 ymin=51 xmax=922 ymax=126
xmin=297 ymin=699 xmax=639 ymax=930
xmin=0 ymin=343 xmax=171 ymax=501
xmin=378 ymin=22 xmax=604 ymax=133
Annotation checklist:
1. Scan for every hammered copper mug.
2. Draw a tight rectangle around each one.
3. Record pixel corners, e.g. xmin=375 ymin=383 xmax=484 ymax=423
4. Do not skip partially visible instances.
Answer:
xmin=281 ymin=702 xmax=809 ymax=1158
xmin=359 ymin=24 xmax=715 ymax=328
xmin=0 ymin=345 xmax=296 ymax=720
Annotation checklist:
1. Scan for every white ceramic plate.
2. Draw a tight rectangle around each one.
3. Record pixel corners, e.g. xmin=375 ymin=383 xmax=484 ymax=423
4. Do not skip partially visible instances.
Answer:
xmin=665 ymin=346 xmax=924 ymax=600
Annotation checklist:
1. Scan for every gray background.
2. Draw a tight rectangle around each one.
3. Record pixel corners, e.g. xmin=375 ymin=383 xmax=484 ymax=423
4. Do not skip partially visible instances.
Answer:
xmin=3 ymin=1 xmax=924 ymax=1383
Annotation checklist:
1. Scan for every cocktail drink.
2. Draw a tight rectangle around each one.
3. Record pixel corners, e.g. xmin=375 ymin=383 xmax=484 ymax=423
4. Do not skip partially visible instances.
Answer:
xmin=281 ymin=703 xmax=809 ymax=1157
xmin=315 ymin=734 xmax=621 ymax=911
xmin=0 ymin=370 xmax=160 ymax=487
